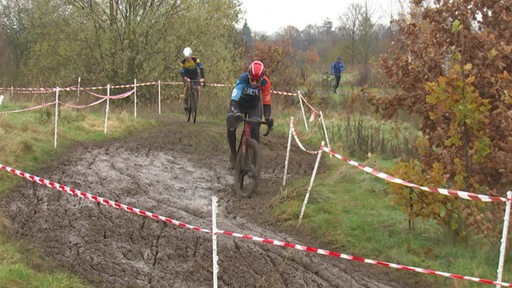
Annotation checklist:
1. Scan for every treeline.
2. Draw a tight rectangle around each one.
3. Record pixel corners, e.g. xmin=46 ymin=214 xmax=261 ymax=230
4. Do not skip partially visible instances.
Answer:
xmin=0 ymin=0 xmax=244 ymax=88
xmin=0 ymin=0 xmax=392 ymax=92
xmin=239 ymin=2 xmax=394 ymax=89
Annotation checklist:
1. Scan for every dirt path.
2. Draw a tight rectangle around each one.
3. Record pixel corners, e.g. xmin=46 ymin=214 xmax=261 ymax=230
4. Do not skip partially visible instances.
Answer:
xmin=0 ymin=116 xmax=427 ymax=287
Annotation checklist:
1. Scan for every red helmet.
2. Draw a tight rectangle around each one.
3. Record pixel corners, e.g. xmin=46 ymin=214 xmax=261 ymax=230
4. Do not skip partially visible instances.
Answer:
xmin=248 ymin=60 xmax=265 ymax=81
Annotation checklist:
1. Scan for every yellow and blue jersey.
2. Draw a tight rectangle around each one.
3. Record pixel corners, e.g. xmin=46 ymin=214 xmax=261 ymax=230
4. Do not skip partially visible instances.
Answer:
xmin=179 ymin=57 xmax=205 ymax=80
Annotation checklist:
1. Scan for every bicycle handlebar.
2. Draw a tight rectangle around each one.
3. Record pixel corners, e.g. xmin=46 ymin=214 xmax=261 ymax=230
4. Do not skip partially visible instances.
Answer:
xmin=185 ymin=78 xmax=206 ymax=88
xmin=242 ymin=118 xmax=272 ymax=136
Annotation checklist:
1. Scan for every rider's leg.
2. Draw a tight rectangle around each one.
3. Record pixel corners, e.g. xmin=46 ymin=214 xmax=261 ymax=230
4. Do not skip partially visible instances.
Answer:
xmin=334 ymin=75 xmax=341 ymax=94
xmin=183 ymin=84 xmax=189 ymax=110
xmin=248 ymin=104 xmax=262 ymax=142
xmin=226 ymin=110 xmax=240 ymax=169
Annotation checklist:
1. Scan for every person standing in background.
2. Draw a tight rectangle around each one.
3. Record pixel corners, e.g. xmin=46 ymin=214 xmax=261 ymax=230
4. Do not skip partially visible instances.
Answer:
xmin=330 ymin=55 xmax=346 ymax=94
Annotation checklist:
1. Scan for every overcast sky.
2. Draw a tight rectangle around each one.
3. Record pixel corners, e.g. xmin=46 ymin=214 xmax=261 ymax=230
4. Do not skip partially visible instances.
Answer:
xmin=239 ymin=0 xmax=407 ymax=34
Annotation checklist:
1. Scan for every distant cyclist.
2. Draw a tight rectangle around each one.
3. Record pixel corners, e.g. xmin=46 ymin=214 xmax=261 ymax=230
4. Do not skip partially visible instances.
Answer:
xmin=179 ymin=47 xmax=205 ymax=111
xmin=226 ymin=60 xmax=273 ymax=169
xmin=330 ymin=55 xmax=346 ymax=94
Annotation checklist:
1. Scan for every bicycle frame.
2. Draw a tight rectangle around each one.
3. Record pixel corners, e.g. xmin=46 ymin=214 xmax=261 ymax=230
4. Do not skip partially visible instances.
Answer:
xmin=237 ymin=117 xmax=271 ymax=156
xmin=238 ymin=119 xmax=252 ymax=155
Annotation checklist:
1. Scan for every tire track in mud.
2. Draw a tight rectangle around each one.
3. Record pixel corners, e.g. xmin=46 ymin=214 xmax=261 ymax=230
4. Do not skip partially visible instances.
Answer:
xmin=0 ymin=118 xmax=424 ymax=287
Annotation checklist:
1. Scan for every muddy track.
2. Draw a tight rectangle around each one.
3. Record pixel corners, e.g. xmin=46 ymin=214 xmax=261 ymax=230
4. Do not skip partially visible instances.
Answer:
xmin=0 ymin=116 xmax=428 ymax=287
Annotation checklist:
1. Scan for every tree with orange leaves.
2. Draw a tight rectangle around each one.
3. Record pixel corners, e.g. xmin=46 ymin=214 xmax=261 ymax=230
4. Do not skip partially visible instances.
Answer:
xmin=374 ymin=0 xmax=512 ymax=239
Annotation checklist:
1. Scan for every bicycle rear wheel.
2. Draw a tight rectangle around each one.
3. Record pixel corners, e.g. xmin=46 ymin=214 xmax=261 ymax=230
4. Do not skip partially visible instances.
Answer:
xmin=234 ymin=138 xmax=260 ymax=197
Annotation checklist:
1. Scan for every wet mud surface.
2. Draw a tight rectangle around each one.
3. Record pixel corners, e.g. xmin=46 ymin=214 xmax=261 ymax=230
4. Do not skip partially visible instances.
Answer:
xmin=0 ymin=116 xmax=429 ymax=287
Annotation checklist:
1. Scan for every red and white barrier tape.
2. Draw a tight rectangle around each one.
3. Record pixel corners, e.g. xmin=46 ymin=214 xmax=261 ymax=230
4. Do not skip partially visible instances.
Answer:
xmin=0 ymin=101 xmax=56 ymax=114
xmin=219 ymin=230 xmax=512 ymax=287
xmin=60 ymin=97 xmax=107 ymax=109
xmin=0 ymin=88 xmax=137 ymax=114
xmin=298 ymin=91 xmax=320 ymax=114
xmin=0 ymin=87 xmax=54 ymax=94
xmin=82 ymin=88 xmax=135 ymax=100
xmin=272 ymin=90 xmax=297 ymax=96
xmin=0 ymin=164 xmax=210 ymax=234
xmin=1 ymin=163 xmax=510 ymax=287
xmin=321 ymin=145 xmax=511 ymax=202
xmin=290 ymin=124 xmax=320 ymax=155
xmin=1 ymin=98 xmax=107 ymax=113
xmin=288 ymin=115 xmax=510 ymax=202
xmin=1 ymin=81 xmax=298 ymax=97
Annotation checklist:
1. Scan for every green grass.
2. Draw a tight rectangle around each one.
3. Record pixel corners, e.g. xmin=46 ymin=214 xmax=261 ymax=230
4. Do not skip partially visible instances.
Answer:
xmin=270 ymin=149 xmax=512 ymax=287
xmin=0 ymin=263 xmax=89 ymax=288
xmin=0 ymin=236 xmax=89 ymax=288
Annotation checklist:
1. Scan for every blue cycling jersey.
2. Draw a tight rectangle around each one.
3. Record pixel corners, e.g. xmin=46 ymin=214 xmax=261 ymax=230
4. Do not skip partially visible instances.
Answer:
xmin=230 ymin=72 xmax=271 ymax=109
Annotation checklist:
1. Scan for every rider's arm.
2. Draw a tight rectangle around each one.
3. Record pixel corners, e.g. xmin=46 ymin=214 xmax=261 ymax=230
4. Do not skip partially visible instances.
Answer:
xmin=261 ymin=77 xmax=273 ymax=128
xmin=230 ymin=76 xmax=245 ymax=101
xmin=261 ymin=77 xmax=271 ymax=105
xmin=229 ymin=82 xmax=242 ymax=117
xmin=179 ymin=59 xmax=186 ymax=79
xmin=263 ymin=104 xmax=271 ymax=119
xmin=197 ymin=62 xmax=205 ymax=80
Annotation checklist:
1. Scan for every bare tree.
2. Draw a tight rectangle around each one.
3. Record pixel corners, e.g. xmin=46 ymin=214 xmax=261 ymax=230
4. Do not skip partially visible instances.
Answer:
xmin=337 ymin=2 xmax=378 ymax=85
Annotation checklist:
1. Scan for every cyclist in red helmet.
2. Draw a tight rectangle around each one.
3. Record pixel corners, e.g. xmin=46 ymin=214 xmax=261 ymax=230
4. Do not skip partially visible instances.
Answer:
xmin=226 ymin=60 xmax=273 ymax=169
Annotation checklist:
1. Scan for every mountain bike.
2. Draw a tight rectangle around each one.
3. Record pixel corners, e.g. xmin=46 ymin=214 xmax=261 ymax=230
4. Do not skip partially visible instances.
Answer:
xmin=185 ymin=79 xmax=203 ymax=123
xmin=233 ymin=116 xmax=271 ymax=198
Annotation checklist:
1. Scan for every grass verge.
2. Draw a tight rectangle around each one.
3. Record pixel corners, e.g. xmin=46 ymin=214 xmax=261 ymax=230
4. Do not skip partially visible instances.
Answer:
xmin=269 ymin=147 xmax=512 ymax=287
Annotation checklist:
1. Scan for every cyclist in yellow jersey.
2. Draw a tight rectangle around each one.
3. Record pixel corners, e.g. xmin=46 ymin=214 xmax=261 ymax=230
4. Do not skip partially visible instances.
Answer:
xmin=179 ymin=47 xmax=205 ymax=111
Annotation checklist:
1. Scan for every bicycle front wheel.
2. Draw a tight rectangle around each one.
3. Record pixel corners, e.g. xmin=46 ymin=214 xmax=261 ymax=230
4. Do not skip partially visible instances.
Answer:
xmin=234 ymin=138 xmax=260 ymax=198
xmin=186 ymin=91 xmax=192 ymax=122
xmin=190 ymin=87 xmax=197 ymax=123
